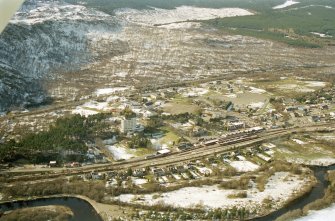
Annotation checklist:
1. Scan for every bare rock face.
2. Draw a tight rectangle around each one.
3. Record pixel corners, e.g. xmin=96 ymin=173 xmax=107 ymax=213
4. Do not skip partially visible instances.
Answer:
xmin=0 ymin=0 xmax=126 ymax=111
xmin=0 ymin=65 xmax=48 ymax=113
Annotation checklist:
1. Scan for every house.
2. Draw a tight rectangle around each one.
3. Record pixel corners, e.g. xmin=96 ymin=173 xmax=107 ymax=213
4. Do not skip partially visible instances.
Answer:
xmin=151 ymin=168 xmax=166 ymax=177
xmin=311 ymin=115 xmax=321 ymax=122
xmin=133 ymin=168 xmax=147 ymax=178
xmin=120 ymin=117 xmax=137 ymax=133
xmin=157 ymin=149 xmax=171 ymax=156
xmin=49 ymin=161 xmax=57 ymax=167
xmin=91 ymin=171 xmax=104 ymax=180
xmin=285 ymin=106 xmax=298 ymax=112
xmin=226 ymin=121 xmax=245 ymax=131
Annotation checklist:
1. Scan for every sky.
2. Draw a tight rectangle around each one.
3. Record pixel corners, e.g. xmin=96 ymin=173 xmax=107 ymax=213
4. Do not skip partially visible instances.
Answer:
xmin=0 ymin=0 xmax=24 ymax=33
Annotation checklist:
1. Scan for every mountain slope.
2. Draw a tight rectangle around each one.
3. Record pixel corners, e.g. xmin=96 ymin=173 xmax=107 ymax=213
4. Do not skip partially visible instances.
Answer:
xmin=0 ymin=0 xmax=125 ymax=111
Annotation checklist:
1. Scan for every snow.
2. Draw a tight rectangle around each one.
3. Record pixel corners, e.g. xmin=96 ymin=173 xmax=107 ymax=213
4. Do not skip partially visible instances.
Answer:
xmin=294 ymin=204 xmax=335 ymax=221
xmin=115 ymin=6 xmax=253 ymax=26
xmin=72 ymin=100 xmax=114 ymax=116
xmin=292 ymin=139 xmax=306 ymax=145
xmin=115 ymin=72 xmax=128 ymax=78
xmin=306 ymin=81 xmax=327 ymax=87
xmin=160 ymin=22 xmax=201 ymax=30
xmin=84 ymin=101 xmax=109 ymax=110
xmin=224 ymin=93 xmax=237 ymax=98
xmin=257 ymin=153 xmax=272 ymax=162
xmin=273 ymin=0 xmax=300 ymax=9
xmin=230 ymin=160 xmax=259 ymax=172
xmin=72 ymin=107 xmax=99 ymax=117
xmin=116 ymin=172 xmax=307 ymax=211
xmin=311 ymin=32 xmax=332 ymax=38
xmin=96 ymin=87 xmax=129 ymax=96
xmin=286 ymin=157 xmax=335 ymax=166
xmin=248 ymin=102 xmax=265 ymax=109
xmin=107 ymin=145 xmax=134 ymax=160
xmin=11 ymin=0 xmax=110 ymax=25
xmin=183 ymin=88 xmax=209 ymax=97
xmin=132 ymin=178 xmax=148 ymax=186
xmin=195 ymin=166 xmax=213 ymax=175
xmin=249 ymin=87 xmax=266 ymax=94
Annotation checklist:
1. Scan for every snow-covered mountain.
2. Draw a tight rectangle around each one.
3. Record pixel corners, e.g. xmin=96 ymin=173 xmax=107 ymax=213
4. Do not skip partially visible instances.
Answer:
xmin=0 ymin=0 xmax=124 ymax=111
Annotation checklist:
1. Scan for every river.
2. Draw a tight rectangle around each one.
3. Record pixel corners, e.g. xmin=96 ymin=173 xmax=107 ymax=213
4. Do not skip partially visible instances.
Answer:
xmin=0 ymin=197 xmax=102 ymax=221
xmin=0 ymin=165 xmax=334 ymax=221
xmin=254 ymin=165 xmax=335 ymax=221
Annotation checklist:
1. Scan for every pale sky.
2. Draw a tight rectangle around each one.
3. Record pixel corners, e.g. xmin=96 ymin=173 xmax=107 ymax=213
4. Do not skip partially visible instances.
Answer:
xmin=0 ymin=0 xmax=24 ymax=33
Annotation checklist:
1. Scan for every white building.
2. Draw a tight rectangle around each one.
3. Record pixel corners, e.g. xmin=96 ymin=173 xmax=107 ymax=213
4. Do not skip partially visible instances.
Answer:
xmin=121 ymin=117 xmax=137 ymax=133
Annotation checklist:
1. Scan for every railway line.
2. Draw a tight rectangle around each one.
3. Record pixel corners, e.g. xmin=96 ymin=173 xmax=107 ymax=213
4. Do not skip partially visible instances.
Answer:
xmin=2 ymin=123 xmax=334 ymax=183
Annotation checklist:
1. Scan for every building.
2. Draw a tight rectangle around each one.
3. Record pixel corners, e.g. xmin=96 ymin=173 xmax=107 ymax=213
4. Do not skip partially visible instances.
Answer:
xmin=121 ymin=117 xmax=137 ymax=133
xmin=226 ymin=121 xmax=245 ymax=131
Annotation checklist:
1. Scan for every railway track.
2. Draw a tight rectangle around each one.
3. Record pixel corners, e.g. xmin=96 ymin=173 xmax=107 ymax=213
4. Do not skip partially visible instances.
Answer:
xmin=3 ymin=123 xmax=333 ymax=182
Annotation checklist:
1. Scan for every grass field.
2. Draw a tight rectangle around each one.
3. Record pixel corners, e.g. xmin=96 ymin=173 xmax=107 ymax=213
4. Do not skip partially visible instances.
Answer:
xmin=205 ymin=1 xmax=335 ymax=48
xmin=273 ymin=133 xmax=335 ymax=165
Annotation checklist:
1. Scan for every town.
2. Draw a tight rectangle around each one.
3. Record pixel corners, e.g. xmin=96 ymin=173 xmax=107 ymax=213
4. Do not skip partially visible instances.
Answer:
xmin=1 ymin=74 xmax=335 ymax=220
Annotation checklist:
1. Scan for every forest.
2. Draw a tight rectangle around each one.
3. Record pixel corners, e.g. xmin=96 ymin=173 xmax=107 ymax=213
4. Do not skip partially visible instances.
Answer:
xmin=0 ymin=113 xmax=114 ymax=164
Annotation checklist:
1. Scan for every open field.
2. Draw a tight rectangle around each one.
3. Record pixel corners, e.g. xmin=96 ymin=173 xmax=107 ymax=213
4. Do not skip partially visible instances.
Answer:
xmin=273 ymin=132 xmax=335 ymax=166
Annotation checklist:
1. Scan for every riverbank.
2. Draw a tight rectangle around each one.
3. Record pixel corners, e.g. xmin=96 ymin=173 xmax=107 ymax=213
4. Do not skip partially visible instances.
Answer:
xmin=0 ymin=205 xmax=73 ymax=221
xmin=1 ymin=164 xmax=334 ymax=221
xmin=0 ymin=195 xmax=103 ymax=221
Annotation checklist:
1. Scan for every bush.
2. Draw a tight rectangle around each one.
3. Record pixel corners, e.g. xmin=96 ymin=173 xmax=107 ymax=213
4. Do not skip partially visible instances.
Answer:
xmin=275 ymin=209 xmax=303 ymax=221
xmin=227 ymin=191 xmax=247 ymax=198
xmin=221 ymin=176 xmax=250 ymax=190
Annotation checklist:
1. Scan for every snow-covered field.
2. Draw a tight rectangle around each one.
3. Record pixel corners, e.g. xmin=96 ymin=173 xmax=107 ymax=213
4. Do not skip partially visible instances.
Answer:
xmin=183 ymin=88 xmax=209 ymax=97
xmin=72 ymin=100 xmax=112 ymax=116
xmin=115 ymin=6 xmax=253 ymax=26
xmin=286 ymin=157 xmax=335 ymax=166
xmin=248 ymin=102 xmax=265 ymax=109
xmin=107 ymin=145 xmax=134 ymax=160
xmin=294 ymin=204 xmax=335 ymax=221
xmin=160 ymin=22 xmax=201 ymax=30
xmin=96 ymin=87 xmax=129 ymax=96
xmin=273 ymin=0 xmax=300 ymax=9
xmin=249 ymin=87 xmax=266 ymax=94
xmin=115 ymin=172 xmax=307 ymax=211
xmin=306 ymin=81 xmax=327 ymax=87
xmin=132 ymin=178 xmax=148 ymax=186
xmin=292 ymin=139 xmax=306 ymax=145
xmin=230 ymin=160 xmax=259 ymax=172
xmin=72 ymin=107 xmax=99 ymax=117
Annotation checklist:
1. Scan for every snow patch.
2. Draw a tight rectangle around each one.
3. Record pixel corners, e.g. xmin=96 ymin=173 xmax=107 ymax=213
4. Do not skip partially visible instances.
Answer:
xmin=72 ymin=107 xmax=99 ymax=117
xmin=292 ymin=139 xmax=306 ymax=145
xmin=248 ymin=102 xmax=265 ymax=109
xmin=116 ymin=172 xmax=307 ymax=211
xmin=160 ymin=22 xmax=201 ymax=29
xmin=96 ymin=87 xmax=129 ymax=96
xmin=273 ymin=0 xmax=300 ymax=9
xmin=306 ymin=81 xmax=326 ymax=87
xmin=249 ymin=87 xmax=266 ymax=94
xmin=115 ymin=6 xmax=253 ymax=26
xmin=311 ymin=32 xmax=332 ymax=38
xmin=230 ymin=160 xmax=259 ymax=172
xmin=294 ymin=204 xmax=335 ymax=221
xmin=11 ymin=0 xmax=110 ymax=25
xmin=107 ymin=145 xmax=134 ymax=160
xmin=183 ymin=88 xmax=209 ymax=97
